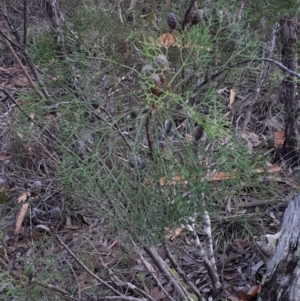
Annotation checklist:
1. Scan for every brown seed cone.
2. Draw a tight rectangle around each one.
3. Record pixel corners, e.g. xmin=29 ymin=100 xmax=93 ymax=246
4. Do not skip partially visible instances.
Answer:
xmin=184 ymin=0 xmax=197 ymax=23
xmin=167 ymin=12 xmax=177 ymax=30
xmin=191 ymin=12 xmax=200 ymax=25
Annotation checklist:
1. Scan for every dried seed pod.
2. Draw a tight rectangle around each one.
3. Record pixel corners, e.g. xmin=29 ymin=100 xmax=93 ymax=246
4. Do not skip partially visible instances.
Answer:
xmin=155 ymin=55 xmax=169 ymax=84
xmin=167 ymin=12 xmax=177 ymax=30
xmin=29 ymin=181 xmax=42 ymax=197
xmin=141 ymin=64 xmax=154 ymax=76
xmin=191 ymin=12 xmax=200 ymax=25
xmin=141 ymin=65 xmax=154 ymax=91
xmin=127 ymin=12 xmax=133 ymax=23
xmin=151 ymin=74 xmax=162 ymax=87
xmin=128 ymin=154 xmax=146 ymax=171
xmin=155 ymin=54 xmax=169 ymax=70
xmin=150 ymin=74 xmax=162 ymax=96
xmin=141 ymin=6 xmax=151 ymax=16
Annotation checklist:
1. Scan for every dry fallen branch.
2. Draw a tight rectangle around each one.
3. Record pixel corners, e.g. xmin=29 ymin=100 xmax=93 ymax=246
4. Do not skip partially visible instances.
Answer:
xmin=51 ymin=228 xmax=124 ymax=297
xmin=164 ymin=244 xmax=205 ymax=301
xmin=186 ymin=222 xmax=222 ymax=297
xmin=0 ymin=32 xmax=44 ymax=99
xmin=144 ymin=245 xmax=192 ymax=301
xmin=131 ymin=239 xmax=174 ymax=301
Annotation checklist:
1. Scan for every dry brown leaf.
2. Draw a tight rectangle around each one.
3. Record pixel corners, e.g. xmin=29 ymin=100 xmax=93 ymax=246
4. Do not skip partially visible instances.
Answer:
xmin=235 ymin=285 xmax=260 ymax=301
xmin=154 ymin=33 xmax=178 ymax=47
xmin=0 ymin=154 xmax=10 ymax=161
xmin=229 ymin=88 xmax=236 ymax=108
xmin=268 ymin=164 xmax=281 ymax=173
xmin=152 ymin=33 xmax=210 ymax=49
xmin=13 ymin=76 xmax=30 ymax=88
xmin=108 ymin=239 xmax=118 ymax=249
xmin=165 ymin=224 xmax=185 ymax=240
xmin=274 ymin=131 xmax=285 ymax=149
xmin=15 ymin=202 xmax=29 ymax=234
xmin=235 ymin=291 xmax=256 ymax=301
xmin=205 ymin=169 xmax=237 ymax=181
xmin=151 ymin=286 xmax=165 ymax=301
xmin=159 ymin=175 xmax=190 ymax=186
xmin=247 ymin=285 xmax=260 ymax=297
xmin=242 ymin=132 xmax=262 ymax=149
xmin=152 ymin=163 xmax=281 ymax=187
xmin=255 ymin=164 xmax=281 ymax=174
xmin=17 ymin=191 xmax=30 ymax=203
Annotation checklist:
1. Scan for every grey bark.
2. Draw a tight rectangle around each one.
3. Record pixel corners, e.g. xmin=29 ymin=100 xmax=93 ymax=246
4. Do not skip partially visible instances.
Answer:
xmin=258 ymin=194 xmax=300 ymax=301
xmin=279 ymin=17 xmax=299 ymax=166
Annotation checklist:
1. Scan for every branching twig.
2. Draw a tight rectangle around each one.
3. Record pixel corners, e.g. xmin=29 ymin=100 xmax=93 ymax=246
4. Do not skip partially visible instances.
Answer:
xmin=164 ymin=244 xmax=205 ymax=301
xmin=197 ymin=56 xmax=300 ymax=92
xmin=91 ymin=245 xmax=156 ymax=301
xmin=0 ymin=4 xmax=51 ymax=99
xmin=51 ymin=228 xmax=124 ymax=297
xmin=187 ymin=223 xmax=222 ymax=297
xmin=131 ymin=239 xmax=175 ymax=301
xmin=0 ymin=31 xmax=44 ymax=99
xmin=98 ymin=297 xmax=147 ymax=301
xmin=144 ymin=245 xmax=192 ymax=301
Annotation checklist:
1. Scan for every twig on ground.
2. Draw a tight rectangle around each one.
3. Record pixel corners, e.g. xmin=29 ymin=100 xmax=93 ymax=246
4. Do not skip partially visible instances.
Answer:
xmin=164 ymin=244 xmax=206 ymax=301
xmin=93 ymin=248 xmax=156 ymax=301
xmin=131 ymin=239 xmax=175 ymax=301
xmin=0 ymin=5 xmax=51 ymax=99
xmin=51 ymin=228 xmax=124 ymax=297
xmin=0 ymin=31 xmax=44 ymax=99
xmin=98 ymin=297 xmax=148 ymax=301
xmin=144 ymin=245 xmax=192 ymax=301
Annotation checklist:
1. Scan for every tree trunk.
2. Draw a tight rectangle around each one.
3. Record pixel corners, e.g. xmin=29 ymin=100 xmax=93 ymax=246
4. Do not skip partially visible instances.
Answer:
xmin=279 ymin=17 xmax=299 ymax=166
xmin=258 ymin=194 xmax=300 ymax=301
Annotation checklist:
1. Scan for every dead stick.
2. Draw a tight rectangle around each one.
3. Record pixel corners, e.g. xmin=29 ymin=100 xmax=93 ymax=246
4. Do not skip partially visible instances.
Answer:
xmin=51 ymin=229 xmax=124 ymax=297
xmin=164 ymin=244 xmax=205 ymax=301
xmin=1 ymin=32 xmax=45 ymax=99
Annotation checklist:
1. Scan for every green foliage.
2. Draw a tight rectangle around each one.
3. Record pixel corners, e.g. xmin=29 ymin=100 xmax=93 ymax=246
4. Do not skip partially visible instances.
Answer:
xmin=7 ymin=0 xmax=282 ymax=247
